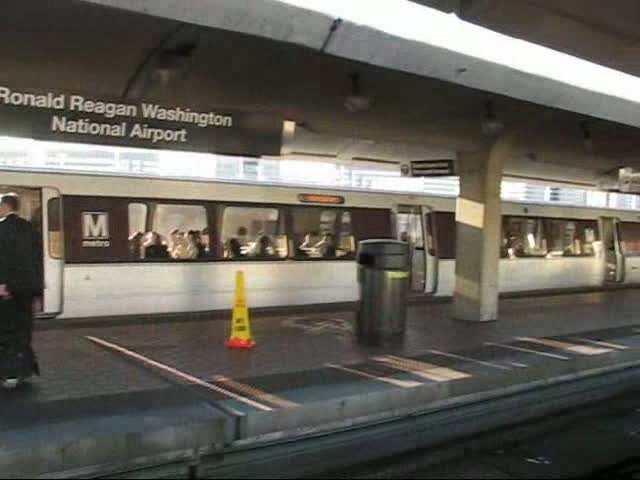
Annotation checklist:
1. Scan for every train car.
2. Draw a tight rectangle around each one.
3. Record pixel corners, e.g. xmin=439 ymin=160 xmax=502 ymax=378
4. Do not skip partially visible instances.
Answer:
xmin=1 ymin=169 xmax=639 ymax=320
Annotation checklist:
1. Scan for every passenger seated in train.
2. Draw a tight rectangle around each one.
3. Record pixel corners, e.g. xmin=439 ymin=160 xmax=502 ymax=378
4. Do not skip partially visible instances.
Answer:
xmin=504 ymin=234 xmax=526 ymax=259
xmin=248 ymin=232 xmax=276 ymax=258
xmin=236 ymin=226 xmax=249 ymax=247
xmin=314 ymin=232 xmax=337 ymax=258
xmin=298 ymin=232 xmax=318 ymax=256
xmin=201 ymin=227 xmax=211 ymax=256
xmin=143 ymin=232 xmax=169 ymax=259
xmin=227 ymin=238 xmax=243 ymax=259
xmin=169 ymin=230 xmax=198 ymax=260
xmin=338 ymin=234 xmax=356 ymax=258
xmin=128 ymin=231 xmax=144 ymax=259
xmin=187 ymin=230 xmax=207 ymax=258
xmin=167 ymin=230 xmax=181 ymax=258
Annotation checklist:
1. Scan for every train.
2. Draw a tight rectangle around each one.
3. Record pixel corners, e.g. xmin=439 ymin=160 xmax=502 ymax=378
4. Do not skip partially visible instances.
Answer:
xmin=1 ymin=169 xmax=639 ymax=320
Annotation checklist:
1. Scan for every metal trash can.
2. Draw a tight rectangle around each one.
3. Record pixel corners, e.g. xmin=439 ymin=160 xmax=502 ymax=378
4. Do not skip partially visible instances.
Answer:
xmin=356 ymin=239 xmax=410 ymax=344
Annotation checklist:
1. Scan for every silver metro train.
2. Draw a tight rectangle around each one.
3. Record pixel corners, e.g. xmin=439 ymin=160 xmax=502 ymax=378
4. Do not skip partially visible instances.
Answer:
xmin=1 ymin=169 xmax=639 ymax=320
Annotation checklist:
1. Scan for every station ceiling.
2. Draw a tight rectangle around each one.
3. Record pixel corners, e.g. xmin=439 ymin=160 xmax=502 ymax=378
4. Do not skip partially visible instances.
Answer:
xmin=415 ymin=0 xmax=640 ymax=78
xmin=1 ymin=0 xmax=640 ymax=188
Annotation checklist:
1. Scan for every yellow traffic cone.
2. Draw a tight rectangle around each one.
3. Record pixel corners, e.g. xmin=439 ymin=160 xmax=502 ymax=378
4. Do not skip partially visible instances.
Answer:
xmin=225 ymin=271 xmax=256 ymax=349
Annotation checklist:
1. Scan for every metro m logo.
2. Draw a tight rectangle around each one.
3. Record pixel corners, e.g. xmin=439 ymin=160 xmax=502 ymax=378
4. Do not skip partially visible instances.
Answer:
xmin=82 ymin=212 xmax=109 ymax=239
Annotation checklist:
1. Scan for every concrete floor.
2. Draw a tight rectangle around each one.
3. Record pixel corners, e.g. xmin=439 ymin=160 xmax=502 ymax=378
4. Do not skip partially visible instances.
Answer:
xmin=14 ymin=290 xmax=640 ymax=402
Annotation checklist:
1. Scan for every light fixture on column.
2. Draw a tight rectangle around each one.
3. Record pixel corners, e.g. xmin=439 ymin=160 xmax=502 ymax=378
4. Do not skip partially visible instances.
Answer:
xmin=581 ymin=121 xmax=594 ymax=153
xmin=344 ymin=73 xmax=373 ymax=113
xmin=481 ymin=99 xmax=504 ymax=136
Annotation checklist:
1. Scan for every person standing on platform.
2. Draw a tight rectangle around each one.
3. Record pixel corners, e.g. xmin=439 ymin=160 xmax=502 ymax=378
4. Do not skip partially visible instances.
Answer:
xmin=0 ymin=193 xmax=43 ymax=389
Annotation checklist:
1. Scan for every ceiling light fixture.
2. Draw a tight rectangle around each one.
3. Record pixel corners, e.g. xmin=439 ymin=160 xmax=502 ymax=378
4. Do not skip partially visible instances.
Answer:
xmin=344 ymin=73 xmax=373 ymax=113
xmin=481 ymin=99 xmax=504 ymax=136
xmin=580 ymin=121 xmax=594 ymax=153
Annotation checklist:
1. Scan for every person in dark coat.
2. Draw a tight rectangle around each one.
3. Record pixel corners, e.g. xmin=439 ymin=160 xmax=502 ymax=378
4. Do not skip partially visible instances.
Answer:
xmin=0 ymin=193 xmax=43 ymax=388
xmin=143 ymin=232 xmax=169 ymax=259
xmin=315 ymin=232 xmax=337 ymax=258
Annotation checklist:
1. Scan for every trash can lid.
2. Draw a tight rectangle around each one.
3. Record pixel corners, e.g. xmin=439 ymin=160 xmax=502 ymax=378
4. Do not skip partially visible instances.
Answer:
xmin=358 ymin=239 xmax=409 ymax=257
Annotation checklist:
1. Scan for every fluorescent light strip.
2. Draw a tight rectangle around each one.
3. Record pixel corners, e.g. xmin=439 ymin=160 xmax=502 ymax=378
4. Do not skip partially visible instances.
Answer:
xmin=278 ymin=0 xmax=640 ymax=104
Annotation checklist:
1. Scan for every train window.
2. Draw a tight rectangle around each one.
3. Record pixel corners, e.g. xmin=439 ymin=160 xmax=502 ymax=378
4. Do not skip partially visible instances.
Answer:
xmin=47 ymin=198 xmax=63 ymax=259
xmin=425 ymin=213 xmax=435 ymax=256
xmin=128 ymin=203 xmax=147 ymax=236
xmin=396 ymin=210 xmax=424 ymax=249
xmin=337 ymin=211 xmax=356 ymax=258
xmin=150 ymin=204 xmax=208 ymax=260
xmin=619 ymin=222 xmax=640 ymax=256
xmin=289 ymin=207 xmax=343 ymax=259
xmin=221 ymin=206 xmax=286 ymax=260
xmin=128 ymin=203 xmax=147 ymax=259
xmin=502 ymin=216 xmax=547 ymax=258
xmin=320 ymin=209 xmax=338 ymax=234
xmin=545 ymin=219 xmax=598 ymax=257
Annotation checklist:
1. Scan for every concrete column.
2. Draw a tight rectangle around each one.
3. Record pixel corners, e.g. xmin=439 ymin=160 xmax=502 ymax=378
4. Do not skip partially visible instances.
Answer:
xmin=453 ymin=136 xmax=511 ymax=322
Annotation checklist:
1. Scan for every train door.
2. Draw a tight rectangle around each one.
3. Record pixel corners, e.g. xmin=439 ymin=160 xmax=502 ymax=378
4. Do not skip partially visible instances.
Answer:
xmin=395 ymin=205 xmax=433 ymax=293
xmin=423 ymin=208 xmax=438 ymax=294
xmin=600 ymin=216 xmax=624 ymax=283
xmin=41 ymin=188 xmax=64 ymax=316
xmin=0 ymin=185 xmax=64 ymax=317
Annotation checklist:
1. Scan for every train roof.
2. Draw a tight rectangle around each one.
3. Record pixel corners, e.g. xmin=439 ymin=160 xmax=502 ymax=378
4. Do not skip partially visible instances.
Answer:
xmin=2 ymin=167 xmax=640 ymax=222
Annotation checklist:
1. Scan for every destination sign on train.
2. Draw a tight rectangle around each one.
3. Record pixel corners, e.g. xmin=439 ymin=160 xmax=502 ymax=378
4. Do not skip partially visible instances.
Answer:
xmin=0 ymin=86 xmax=287 ymax=156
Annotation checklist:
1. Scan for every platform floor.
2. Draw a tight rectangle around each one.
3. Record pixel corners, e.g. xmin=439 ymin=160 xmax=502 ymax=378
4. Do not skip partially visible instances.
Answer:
xmin=3 ymin=290 xmax=640 ymax=476
xmin=5 ymin=289 xmax=640 ymax=422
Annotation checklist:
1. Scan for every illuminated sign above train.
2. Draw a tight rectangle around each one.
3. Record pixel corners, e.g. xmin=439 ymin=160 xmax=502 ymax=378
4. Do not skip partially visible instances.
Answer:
xmin=298 ymin=194 xmax=345 ymax=205
xmin=0 ymin=86 xmax=289 ymax=156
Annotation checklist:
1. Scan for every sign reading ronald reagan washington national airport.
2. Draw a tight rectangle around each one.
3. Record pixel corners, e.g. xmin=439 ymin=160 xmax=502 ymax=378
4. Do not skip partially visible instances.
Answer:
xmin=0 ymin=86 xmax=287 ymax=156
